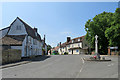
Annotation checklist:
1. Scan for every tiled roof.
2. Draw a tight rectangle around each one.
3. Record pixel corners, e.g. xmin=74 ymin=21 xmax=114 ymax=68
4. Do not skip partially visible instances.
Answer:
xmin=60 ymin=35 xmax=85 ymax=47
xmin=52 ymin=46 xmax=60 ymax=51
xmin=0 ymin=26 xmax=10 ymax=31
xmin=1 ymin=35 xmax=26 ymax=46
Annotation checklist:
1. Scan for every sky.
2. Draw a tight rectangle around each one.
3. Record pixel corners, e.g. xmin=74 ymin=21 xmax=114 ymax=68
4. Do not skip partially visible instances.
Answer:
xmin=1 ymin=2 xmax=118 ymax=47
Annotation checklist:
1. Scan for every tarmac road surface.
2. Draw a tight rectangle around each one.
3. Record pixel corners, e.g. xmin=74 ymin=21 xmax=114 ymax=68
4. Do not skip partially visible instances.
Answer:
xmin=2 ymin=55 xmax=118 ymax=78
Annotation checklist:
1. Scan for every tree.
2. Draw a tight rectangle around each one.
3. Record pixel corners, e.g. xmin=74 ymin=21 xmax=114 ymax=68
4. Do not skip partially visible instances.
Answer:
xmin=105 ymin=8 xmax=120 ymax=49
xmin=47 ymin=45 xmax=52 ymax=52
xmin=85 ymin=8 xmax=120 ymax=54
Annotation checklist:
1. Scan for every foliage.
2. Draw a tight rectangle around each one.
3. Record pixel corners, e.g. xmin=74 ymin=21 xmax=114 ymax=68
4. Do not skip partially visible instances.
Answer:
xmin=85 ymin=8 xmax=120 ymax=54
xmin=47 ymin=44 xmax=52 ymax=52
xmin=64 ymin=52 xmax=68 ymax=55
xmin=105 ymin=8 xmax=120 ymax=49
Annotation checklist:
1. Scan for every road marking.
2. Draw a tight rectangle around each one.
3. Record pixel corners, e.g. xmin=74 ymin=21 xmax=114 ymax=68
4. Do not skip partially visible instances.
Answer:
xmin=75 ymin=57 xmax=85 ymax=79
xmin=81 ymin=57 xmax=85 ymax=64
xmin=79 ymin=67 xmax=83 ymax=73
xmin=108 ymin=63 xmax=114 ymax=66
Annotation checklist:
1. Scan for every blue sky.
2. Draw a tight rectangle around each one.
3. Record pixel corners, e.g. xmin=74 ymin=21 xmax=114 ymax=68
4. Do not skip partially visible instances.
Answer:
xmin=1 ymin=2 xmax=118 ymax=47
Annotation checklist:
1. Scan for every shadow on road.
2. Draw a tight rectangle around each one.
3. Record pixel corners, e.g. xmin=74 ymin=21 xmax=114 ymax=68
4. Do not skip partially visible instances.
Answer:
xmin=2 ymin=55 xmax=51 ymax=66
xmin=30 ymin=55 xmax=51 ymax=62
xmin=22 ymin=55 xmax=51 ymax=62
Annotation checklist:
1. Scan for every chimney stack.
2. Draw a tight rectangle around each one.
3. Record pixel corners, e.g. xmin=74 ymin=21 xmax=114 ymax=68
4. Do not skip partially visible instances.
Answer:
xmin=34 ymin=27 xmax=38 ymax=32
xmin=44 ymin=35 xmax=45 ymax=43
xmin=60 ymin=42 xmax=61 ymax=48
xmin=67 ymin=37 xmax=71 ymax=43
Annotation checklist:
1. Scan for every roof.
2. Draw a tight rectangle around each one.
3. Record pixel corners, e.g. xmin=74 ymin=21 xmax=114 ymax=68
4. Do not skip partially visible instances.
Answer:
xmin=60 ymin=36 xmax=85 ymax=47
xmin=1 ymin=35 xmax=26 ymax=46
xmin=61 ymin=42 xmax=67 ymax=47
xmin=7 ymin=17 xmax=41 ymax=41
xmin=17 ymin=17 xmax=41 ymax=41
xmin=52 ymin=46 xmax=60 ymax=51
xmin=0 ymin=27 xmax=10 ymax=31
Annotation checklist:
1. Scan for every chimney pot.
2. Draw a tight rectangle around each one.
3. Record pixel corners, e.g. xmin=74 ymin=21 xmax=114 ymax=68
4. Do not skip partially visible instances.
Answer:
xmin=67 ymin=37 xmax=71 ymax=43
xmin=34 ymin=28 xmax=38 ymax=32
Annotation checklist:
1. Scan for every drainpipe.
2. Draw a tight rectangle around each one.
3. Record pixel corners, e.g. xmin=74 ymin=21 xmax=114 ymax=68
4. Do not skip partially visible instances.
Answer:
xmin=26 ymin=35 xmax=28 ymax=57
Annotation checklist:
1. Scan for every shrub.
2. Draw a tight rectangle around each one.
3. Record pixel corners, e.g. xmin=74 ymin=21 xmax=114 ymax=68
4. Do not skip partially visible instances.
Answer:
xmin=64 ymin=52 xmax=68 ymax=55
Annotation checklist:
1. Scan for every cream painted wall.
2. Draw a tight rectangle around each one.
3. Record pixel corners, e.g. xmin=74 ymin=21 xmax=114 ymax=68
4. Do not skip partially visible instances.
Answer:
xmin=70 ymin=43 xmax=82 ymax=48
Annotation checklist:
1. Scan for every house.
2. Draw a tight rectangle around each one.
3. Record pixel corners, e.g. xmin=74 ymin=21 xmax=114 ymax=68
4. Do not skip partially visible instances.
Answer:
xmin=0 ymin=17 xmax=47 ymax=57
xmin=51 ymin=46 xmax=60 ymax=54
xmin=58 ymin=36 xmax=89 ymax=55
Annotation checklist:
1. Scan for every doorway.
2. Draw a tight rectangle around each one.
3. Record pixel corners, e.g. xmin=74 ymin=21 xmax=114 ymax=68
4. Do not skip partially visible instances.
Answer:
xmin=72 ymin=50 xmax=73 ymax=54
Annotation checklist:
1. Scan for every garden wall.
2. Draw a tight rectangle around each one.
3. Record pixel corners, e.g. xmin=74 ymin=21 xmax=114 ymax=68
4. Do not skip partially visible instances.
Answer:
xmin=2 ymin=49 xmax=21 ymax=64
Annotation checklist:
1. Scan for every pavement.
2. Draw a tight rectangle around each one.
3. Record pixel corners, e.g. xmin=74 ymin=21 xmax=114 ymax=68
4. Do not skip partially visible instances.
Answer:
xmin=2 ymin=55 xmax=118 ymax=78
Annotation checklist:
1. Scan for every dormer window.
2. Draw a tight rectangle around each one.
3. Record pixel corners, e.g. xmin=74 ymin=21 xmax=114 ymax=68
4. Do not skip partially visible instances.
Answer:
xmin=16 ymin=25 xmax=21 ymax=30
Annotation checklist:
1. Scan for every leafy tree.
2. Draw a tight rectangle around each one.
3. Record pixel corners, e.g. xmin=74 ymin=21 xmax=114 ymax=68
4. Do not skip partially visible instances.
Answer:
xmin=47 ymin=44 xmax=52 ymax=52
xmin=85 ymin=8 xmax=120 ymax=54
xmin=105 ymin=8 xmax=120 ymax=49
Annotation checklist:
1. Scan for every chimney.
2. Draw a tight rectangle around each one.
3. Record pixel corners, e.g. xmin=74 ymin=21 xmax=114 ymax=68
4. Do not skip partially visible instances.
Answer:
xmin=44 ymin=35 xmax=45 ymax=43
xmin=60 ymin=42 xmax=61 ymax=48
xmin=67 ymin=37 xmax=71 ymax=43
xmin=34 ymin=27 xmax=38 ymax=32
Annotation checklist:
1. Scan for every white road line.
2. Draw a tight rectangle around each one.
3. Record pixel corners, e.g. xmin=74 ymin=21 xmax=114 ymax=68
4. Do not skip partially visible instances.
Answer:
xmin=108 ymin=63 xmax=114 ymax=66
xmin=81 ymin=57 xmax=85 ymax=64
xmin=75 ymin=57 xmax=85 ymax=79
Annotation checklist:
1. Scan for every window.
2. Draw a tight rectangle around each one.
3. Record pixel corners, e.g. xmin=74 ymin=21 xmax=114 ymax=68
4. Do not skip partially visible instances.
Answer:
xmin=69 ymin=50 xmax=71 ymax=52
xmin=76 ymin=49 xmax=79 ymax=52
xmin=68 ymin=45 xmax=70 ymax=48
xmin=72 ymin=45 xmax=74 ymax=47
xmin=78 ymin=44 xmax=80 ymax=47
xmin=16 ymin=25 xmax=21 ymax=30
xmin=78 ymin=39 xmax=80 ymax=41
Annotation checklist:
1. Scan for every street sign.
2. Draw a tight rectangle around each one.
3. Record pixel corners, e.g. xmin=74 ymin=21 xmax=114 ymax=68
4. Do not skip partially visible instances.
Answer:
xmin=110 ymin=47 xmax=118 ymax=49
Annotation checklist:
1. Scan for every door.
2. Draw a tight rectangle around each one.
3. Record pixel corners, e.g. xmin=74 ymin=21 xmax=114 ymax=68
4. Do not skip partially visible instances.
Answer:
xmin=72 ymin=50 xmax=73 ymax=54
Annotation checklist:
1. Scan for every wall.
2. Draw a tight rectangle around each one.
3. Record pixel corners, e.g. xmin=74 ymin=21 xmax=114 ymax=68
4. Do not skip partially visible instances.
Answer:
xmin=70 ymin=43 xmax=82 ymax=48
xmin=2 ymin=49 xmax=21 ymax=64
xmin=22 ymin=36 xmax=42 ymax=57
xmin=11 ymin=46 xmax=22 ymax=50
xmin=45 ymin=45 xmax=47 ymax=54
xmin=8 ymin=18 xmax=27 ymax=35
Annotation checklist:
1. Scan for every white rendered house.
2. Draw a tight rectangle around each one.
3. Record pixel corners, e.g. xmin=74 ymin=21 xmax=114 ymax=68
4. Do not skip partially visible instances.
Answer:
xmin=1 ymin=17 xmax=47 ymax=57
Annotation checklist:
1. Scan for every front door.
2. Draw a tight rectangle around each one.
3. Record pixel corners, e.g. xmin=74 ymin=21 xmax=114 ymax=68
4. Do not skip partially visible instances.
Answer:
xmin=72 ymin=50 xmax=73 ymax=54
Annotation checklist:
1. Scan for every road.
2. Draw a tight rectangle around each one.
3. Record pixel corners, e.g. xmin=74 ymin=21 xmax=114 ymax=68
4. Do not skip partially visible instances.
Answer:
xmin=2 ymin=55 xmax=118 ymax=78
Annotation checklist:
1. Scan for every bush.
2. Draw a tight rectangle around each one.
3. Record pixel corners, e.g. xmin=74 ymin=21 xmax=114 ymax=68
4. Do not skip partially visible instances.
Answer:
xmin=64 ymin=52 xmax=68 ymax=55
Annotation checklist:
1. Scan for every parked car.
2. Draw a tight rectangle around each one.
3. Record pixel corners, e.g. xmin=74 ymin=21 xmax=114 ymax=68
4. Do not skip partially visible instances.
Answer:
xmin=52 ymin=51 xmax=59 ymax=55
